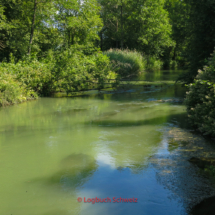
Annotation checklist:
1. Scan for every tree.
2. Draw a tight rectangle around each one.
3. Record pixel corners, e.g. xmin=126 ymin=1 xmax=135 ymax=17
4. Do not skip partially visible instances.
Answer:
xmin=189 ymin=0 xmax=215 ymax=80
xmin=55 ymin=0 xmax=103 ymax=48
xmin=99 ymin=0 xmax=174 ymax=56
xmin=178 ymin=0 xmax=215 ymax=82
xmin=98 ymin=0 xmax=126 ymax=50
xmin=27 ymin=0 xmax=56 ymax=55
xmin=162 ymin=0 xmax=189 ymax=68
xmin=0 ymin=0 xmax=59 ymax=60
xmin=0 ymin=3 xmax=7 ymax=49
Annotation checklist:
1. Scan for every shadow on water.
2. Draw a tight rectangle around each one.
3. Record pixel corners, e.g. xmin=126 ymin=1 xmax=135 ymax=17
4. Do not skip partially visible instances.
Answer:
xmin=33 ymin=107 xmax=89 ymax=118
xmin=189 ymin=195 xmax=215 ymax=215
xmin=31 ymin=153 xmax=98 ymax=189
xmin=87 ymin=112 xmax=188 ymax=128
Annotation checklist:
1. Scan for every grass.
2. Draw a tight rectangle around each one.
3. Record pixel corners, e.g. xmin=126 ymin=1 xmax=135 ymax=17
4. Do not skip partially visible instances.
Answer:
xmin=103 ymin=49 xmax=146 ymax=78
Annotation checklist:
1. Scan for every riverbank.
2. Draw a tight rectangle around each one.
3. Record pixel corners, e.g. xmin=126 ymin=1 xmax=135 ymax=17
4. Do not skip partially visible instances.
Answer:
xmin=0 ymin=49 xmax=166 ymax=108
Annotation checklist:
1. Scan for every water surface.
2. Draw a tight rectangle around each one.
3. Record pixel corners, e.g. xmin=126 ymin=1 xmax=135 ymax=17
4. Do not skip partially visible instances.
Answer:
xmin=1 ymin=70 xmax=215 ymax=215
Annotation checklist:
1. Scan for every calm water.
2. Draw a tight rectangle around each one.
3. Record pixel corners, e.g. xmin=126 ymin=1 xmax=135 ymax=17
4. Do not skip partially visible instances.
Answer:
xmin=1 ymin=70 xmax=215 ymax=215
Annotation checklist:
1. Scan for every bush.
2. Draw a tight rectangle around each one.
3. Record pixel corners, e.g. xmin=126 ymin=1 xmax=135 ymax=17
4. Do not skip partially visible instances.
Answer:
xmin=1 ymin=58 xmax=53 ymax=96
xmin=185 ymin=50 xmax=215 ymax=136
xmin=50 ymin=47 xmax=113 ymax=93
xmin=103 ymin=49 xmax=146 ymax=78
xmin=0 ymin=71 xmax=37 ymax=107
xmin=145 ymin=56 xmax=163 ymax=71
xmin=169 ymin=60 xmax=178 ymax=69
xmin=0 ymin=45 xmax=115 ymax=106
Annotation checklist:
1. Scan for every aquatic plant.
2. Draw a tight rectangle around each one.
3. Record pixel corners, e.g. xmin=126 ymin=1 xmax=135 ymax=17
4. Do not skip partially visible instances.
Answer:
xmin=103 ymin=49 xmax=146 ymax=78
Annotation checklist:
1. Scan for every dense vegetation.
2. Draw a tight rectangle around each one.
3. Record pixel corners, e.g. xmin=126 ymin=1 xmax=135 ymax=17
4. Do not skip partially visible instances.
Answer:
xmin=1 ymin=0 xmax=215 ymax=134
xmin=99 ymin=0 xmax=174 ymax=56
xmin=1 ymin=0 xmax=215 ymax=76
xmin=0 ymin=70 xmax=36 ymax=106
xmin=103 ymin=49 xmax=146 ymax=78
xmin=185 ymin=51 xmax=215 ymax=137
xmin=0 ymin=46 xmax=114 ymax=106
xmin=0 ymin=0 xmax=173 ymax=106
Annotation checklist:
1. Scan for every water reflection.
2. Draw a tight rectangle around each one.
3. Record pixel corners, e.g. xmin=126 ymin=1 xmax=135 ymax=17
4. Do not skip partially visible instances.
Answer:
xmin=1 ymin=70 xmax=211 ymax=215
xmin=31 ymin=154 xmax=98 ymax=190
xmin=138 ymin=70 xmax=185 ymax=82
xmin=150 ymin=126 xmax=215 ymax=214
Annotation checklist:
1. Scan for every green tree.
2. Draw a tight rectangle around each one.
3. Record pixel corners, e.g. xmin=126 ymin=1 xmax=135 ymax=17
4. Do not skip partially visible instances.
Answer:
xmin=26 ymin=0 xmax=56 ymax=55
xmin=0 ymin=3 xmax=7 ymax=49
xmin=0 ymin=0 xmax=59 ymax=60
xmin=178 ymin=0 xmax=215 ymax=83
xmin=0 ymin=0 xmax=103 ymax=60
xmin=98 ymin=0 xmax=124 ymax=50
xmin=99 ymin=0 xmax=174 ymax=56
xmin=163 ymin=0 xmax=190 ymax=69
xmin=55 ymin=0 xmax=103 ymax=48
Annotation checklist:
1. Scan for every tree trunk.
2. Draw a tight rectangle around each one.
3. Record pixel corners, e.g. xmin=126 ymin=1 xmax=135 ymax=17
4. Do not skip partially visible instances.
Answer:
xmin=72 ymin=33 xmax=74 ymax=45
xmin=116 ymin=20 xmax=118 ymax=48
xmin=100 ymin=31 xmax=103 ymax=51
xmin=120 ymin=1 xmax=123 ymax=49
xmin=28 ymin=0 xmax=37 ymax=55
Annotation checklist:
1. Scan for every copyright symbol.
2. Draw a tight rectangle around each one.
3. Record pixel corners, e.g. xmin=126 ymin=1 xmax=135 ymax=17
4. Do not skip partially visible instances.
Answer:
xmin=77 ymin=197 xmax=82 ymax=202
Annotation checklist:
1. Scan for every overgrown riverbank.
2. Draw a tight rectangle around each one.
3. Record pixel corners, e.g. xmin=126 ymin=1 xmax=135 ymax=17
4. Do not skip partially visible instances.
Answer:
xmin=0 ymin=46 xmax=111 ymax=106
xmin=0 ymin=48 xmax=163 ymax=107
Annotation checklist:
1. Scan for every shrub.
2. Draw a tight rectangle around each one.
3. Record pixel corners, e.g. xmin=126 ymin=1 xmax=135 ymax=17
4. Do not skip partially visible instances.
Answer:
xmin=185 ymin=50 xmax=215 ymax=136
xmin=169 ymin=60 xmax=178 ymax=69
xmin=145 ymin=56 xmax=163 ymax=71
xmin=0 ymin=71 xmax=37 ymax=107
xmin=0 ymin=45 xmax=115 ymax=106
xmin=103 ymin=49 xmax=146 ymax=78
xmin=49 ymin=46 xmax=114 ymax=93
xmin=0 ymin=59 xmax=53 ymax=96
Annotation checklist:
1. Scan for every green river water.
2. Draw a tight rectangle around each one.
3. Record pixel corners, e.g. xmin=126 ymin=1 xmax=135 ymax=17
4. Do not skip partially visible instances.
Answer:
xmin=1 ymin=70 xmax=215 ymax=215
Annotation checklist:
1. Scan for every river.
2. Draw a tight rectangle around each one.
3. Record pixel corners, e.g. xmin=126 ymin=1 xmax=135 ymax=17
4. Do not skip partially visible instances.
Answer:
xmin=0 ymin=70 xmax=215 ymax=215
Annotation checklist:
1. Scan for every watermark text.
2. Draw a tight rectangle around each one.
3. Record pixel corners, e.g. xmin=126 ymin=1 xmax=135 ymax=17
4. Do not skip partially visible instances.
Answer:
xmin=77 ymin=197 xmax=138 ymax=204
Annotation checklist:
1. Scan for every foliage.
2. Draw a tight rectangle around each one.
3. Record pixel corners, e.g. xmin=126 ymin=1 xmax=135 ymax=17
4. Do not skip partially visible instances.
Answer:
xmin=0 ymin=70 xmax=37 ymax=107
xmin=0 ymin=0 xmax=103 ymax=60
xmin=163 ymin=0 xmax=189 ymax=69
xmin=104 ymin=49 xmax=146 ymax=78
xmin=99 ymin=0 xmax=174 ymax=56
xmin=55 ymin=0 xmax=103 ymax=47
xmin=169 ymin=60 xmax=177 ymax=70
xmin=185 ymin=50 xmax=215 ymax=137
xmin=0 ymin=46 xmax=114 ymax=104
xmin=145 ymin=56 xmax=163 ymax=71
xmin=49 ymin=46 xmax=113 ymax=93
xmin=0 ymin=3 xmax=7 ymax=30
xmin=1 ymin=0 xmax=215 ymax=83
xmin=0 ymin=0 xmax=56 ymax=59
xmin=1 ymin=54 xmax=53 ymax=95
xmin=177 ymin=0 xmax=215 ymax=83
